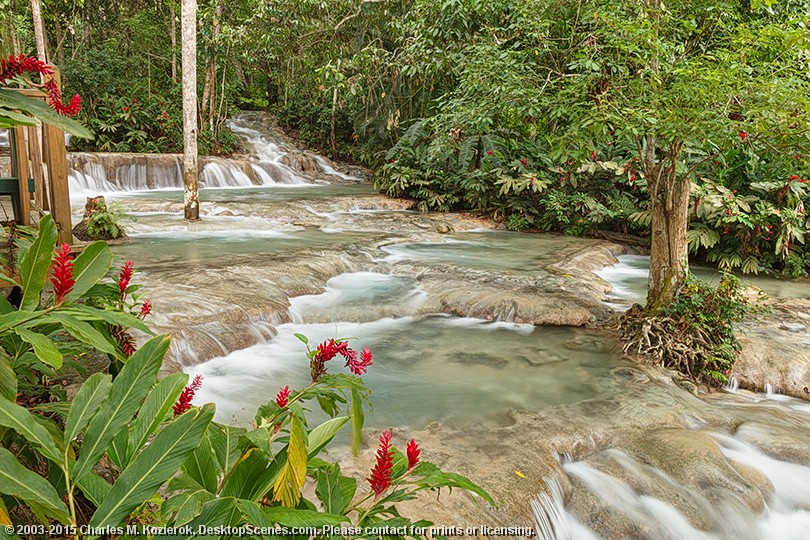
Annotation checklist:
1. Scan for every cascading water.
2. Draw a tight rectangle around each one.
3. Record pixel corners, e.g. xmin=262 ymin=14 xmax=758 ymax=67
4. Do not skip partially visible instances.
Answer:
xmin=66 ymin=111 xmax=359 ymax=197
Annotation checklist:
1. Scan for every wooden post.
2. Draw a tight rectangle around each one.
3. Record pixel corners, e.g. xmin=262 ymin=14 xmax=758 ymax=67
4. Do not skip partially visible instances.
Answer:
xmin=27 ymin=125 xmax=47 ymax=214
xmin=12 ymin=126 xmax=31 ymax=226
xmin=44 ymin=123 xmax=72 ymax=244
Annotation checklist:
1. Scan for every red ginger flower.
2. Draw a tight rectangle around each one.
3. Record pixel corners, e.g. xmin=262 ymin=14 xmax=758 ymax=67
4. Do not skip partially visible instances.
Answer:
xmin=112 ymin=325 xmax=137 ymax=357
xmin=407 ymin=438 xmax=421 ymax=469
xmin=315 ymin=338 xmax=348 ymax=362
xmin=50 ymin=243 xmax=74 ymax=305
xmin=0 ymin=54 xmax=81 ymax=116
xmin=173 ymin=374 xmax=203 ymax=416
xmin=368 ymin=430 xmax=394 ymax=496
xmin=345 ymin=346 xmax=373 ymax=376
xmin=739 ymin=131 xmax=747 ymax=141
xmin=275 ymin=385 xmax=291 ymax=408
xmin=139 ymin=299 xmax=152 ymax=319
xmin=118 ymin=260 xmax=134 ymax=297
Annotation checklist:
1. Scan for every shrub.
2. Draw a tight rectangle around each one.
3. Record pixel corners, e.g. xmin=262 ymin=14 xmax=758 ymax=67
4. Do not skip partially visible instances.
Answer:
xmin=619 ymin=273 xmax=771 ymax=384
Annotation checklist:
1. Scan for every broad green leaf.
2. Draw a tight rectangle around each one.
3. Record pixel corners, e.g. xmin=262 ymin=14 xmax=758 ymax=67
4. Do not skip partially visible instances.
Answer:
xmin=18 ymin=215 xmax=57 ymax=311
xmin=0 ymin=107 xmax=39 ymax=126
xmin=0 ymin=89 xmax=93 ymax=139
xmin=351 ymin=387 xmax=364 ymax=456
xmin=0 ymin=448 xmax=71 ymax=523
xmin=208 ymin=423 xmax=246 ymax=475
xmin=64 ymin=372 xmax=112 ymax=444
xmin=88 ymin=403 xmax=214 ymax=529
xmin=154 ymin=497 xmax=241 ymax=540
xmin=49 ymin=313 xmax=120 ymax=358
xmin=180 ymin=428 xmax=219 ymax=493
xmin=307 ymin=416 xmax=349 ymax=458
xmin=67 ymin=242 xmax=113 ymax=301
xmin=106 ymin=427 xmax=129 ymax=470
xmin=15 ymin=328 xmax=62 ymax=369
xmin=273 ymin=412 xmax=308 ymax=507
xmin=62 ymin=305 xmax=152 ymax=334
xmin=127 ymin=373 xmax=187 ymax=465
xmin=315 ymin=465 xmax=356 ymax=515
xmin=0 ymin=397 xmax=62 ymax=464
xmin=0 ymin=357 xmax=16 ymax=401
xmin=219 ymin=446 xmax=272 ymax=500
xmin=0 ymin=311 xmax=38 ymax=333
xmin=415 ymin=468 xmax=494 ymax=505
xmin=163 ymin=488 xmax=215 ymax=527
xmin=237 ymin=499 xmax=349 ymax=528
xmin=72 ymin=335 xmax=170 ymax=482
xmin=0 ymin=294 xmax=13 ymax=314
xmin=75 ymin=471 xmax=112 ymax=508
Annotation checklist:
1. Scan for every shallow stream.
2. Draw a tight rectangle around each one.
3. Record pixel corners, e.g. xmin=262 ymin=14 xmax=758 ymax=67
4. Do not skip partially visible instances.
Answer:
xmin=65 ymin=113 xmax=810 ymax=539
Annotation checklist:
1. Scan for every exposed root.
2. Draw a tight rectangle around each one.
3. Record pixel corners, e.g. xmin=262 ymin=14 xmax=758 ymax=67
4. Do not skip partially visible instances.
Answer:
xmin=616 ymin=304 xmax=714 ymax=382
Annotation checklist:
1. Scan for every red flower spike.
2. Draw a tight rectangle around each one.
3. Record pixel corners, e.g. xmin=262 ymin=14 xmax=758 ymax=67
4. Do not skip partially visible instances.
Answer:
xmin=407 ymin=438 xmax=421 ymax=469
xmin=368 ymin=430 xmax=394 ymax=496
xmin=739 ymin=131 xmax=747 ymax=141
xmin=486 ymin=150 xmax=493 ymax=155
xmin=50 ymin=243 xmax=74 ymax=305
xmin=118 ymin=260 xmax=134 ymax=297
xmin=344 ymin=346 xmax=373 ymax=376
xmin=275 ymin=385 xmax=291 ymax=408
xmin=173 ymin=374 xmax=203 ymax=416
xmin=139 ymin=299 xmax=152 ymax=319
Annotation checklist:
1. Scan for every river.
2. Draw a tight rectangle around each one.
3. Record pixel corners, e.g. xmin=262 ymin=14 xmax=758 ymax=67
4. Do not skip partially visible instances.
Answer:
xmin=64 ymin=112 xmax=810 ymax=539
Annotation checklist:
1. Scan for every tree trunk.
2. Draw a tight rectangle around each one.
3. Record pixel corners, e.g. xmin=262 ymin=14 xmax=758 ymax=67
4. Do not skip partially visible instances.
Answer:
xmin=181 ymin=0 xmax=199 ymax=221
xmin=200 ymin=0 xmax=221 ymax=132
xmin=170 ymin=5 xmax=177 ymax=81
xmin=31 ymin=0 xmax=48 ymax=62
xmin=644 ymin=141 xmax=690 ymax=311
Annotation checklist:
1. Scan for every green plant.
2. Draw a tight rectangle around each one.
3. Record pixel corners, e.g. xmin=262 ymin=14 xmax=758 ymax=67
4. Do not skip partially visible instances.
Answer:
xmin=0 ymin=223 xmax=491 ymax=537
xmin=620 ymin=272 xmax=771 ymax=384
xmin=84 ymin=200 xmax=132 ymax=241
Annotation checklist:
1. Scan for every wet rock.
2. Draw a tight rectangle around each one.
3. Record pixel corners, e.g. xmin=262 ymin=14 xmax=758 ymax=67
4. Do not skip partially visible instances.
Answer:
xmin=780 ymin=322 xmax=807 ymax=333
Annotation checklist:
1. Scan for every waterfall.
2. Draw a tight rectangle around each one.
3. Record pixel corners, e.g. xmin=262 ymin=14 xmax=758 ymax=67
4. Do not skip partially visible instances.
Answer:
xmin=67 ymin=111 xmax=360 ymax=196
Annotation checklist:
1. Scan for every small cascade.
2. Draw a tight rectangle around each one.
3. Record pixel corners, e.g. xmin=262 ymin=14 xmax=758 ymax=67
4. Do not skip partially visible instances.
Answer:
xmin=725 ymin=376 xmax=740 ymax=393
xmin=67 ymin=111 xmax=362 ymax=196
xmin=532 ymin=427 xmax=810 ymax=540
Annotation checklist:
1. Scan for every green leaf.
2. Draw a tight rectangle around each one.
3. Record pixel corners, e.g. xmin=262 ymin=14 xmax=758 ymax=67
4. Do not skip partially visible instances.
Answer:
xmin=273 ymin=413 xmax=308 ymax=507
xmin=0 ymin=448 xmax=71 ymax=523
xmin=88 ymin=403 xmax=215 ymax=529
xmin=315 ymin=465 xmax=356 ymax=515
xmin=351 ymin=387 xmax=364 ymax=456
xmin=0 ymin=89 xmax=93 ymax=139
xmin=0 ymin=357 xmax=16 ymax=401
xmin=415 ymin=468 xmax=494 ymax=505
xmin=72 ymin=335 xmax=170 ymax=482
xmin=17 ymin=215 xmax=57 ymax=311
xmin=64 ymin=372 xmax=112 ymax=445
xmin=163 ymin=488 xmax=215 ymax=527
xmin=14 ymin=328 xmax=62 ymax=368
xmin=75 ymin=470 xmax=112 ymax=508
xmin=127 ymin=373 xmax=187 ymax=465
xmin=63 ymin=305 xmax=152 ymax=334
xmin=68 ymin=242 xmax=113 ymax=301
xmin=0 ymin=311 xmax=39 ymax=333
xmin=293 ymin=333 xmax=308 ymax=344
xmin=49 ymin=313 xmax=120 ymax=358
xmin=0 ymin=107 xmax=39 ymax=126
xmin=180 ymin=428 xmax=220 ymax=494
xmin=0 ymin=399 xmax=62 ymax=464
xmin=219 ymin=445 xmax=272 ymax=500
xmin=154 ymin=497 xmax=241 ymax=540
xmin=307 ymin=416 xmax=349 ymax=458
xmin=237 ymin=499 xmax=349 ymax=528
